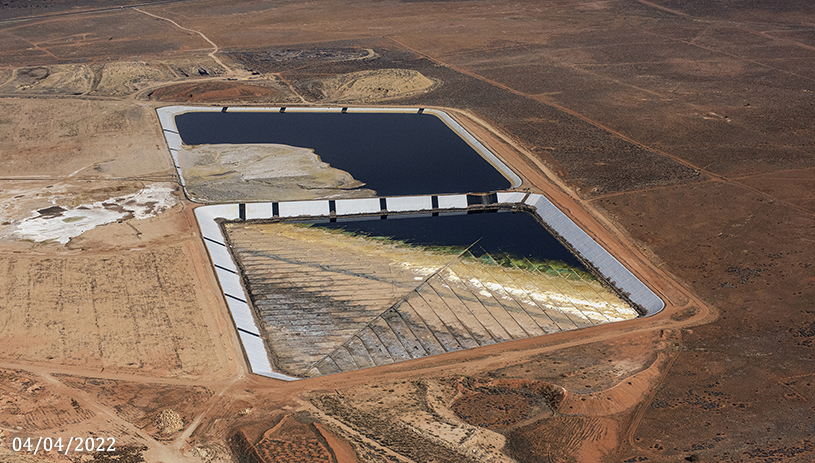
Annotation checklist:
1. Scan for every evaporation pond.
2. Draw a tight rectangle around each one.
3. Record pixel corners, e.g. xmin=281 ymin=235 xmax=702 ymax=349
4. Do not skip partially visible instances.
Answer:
xmin=175 ymin=111 xmax=511 ymax=196
xmin=225 ymin=208 xmax=638 ymax=378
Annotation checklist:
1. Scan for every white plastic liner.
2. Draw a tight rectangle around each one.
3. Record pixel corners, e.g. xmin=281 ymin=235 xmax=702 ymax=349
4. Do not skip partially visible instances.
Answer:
xmin=347 ymin=107 xmax=418 ymax=114
xmin=497 ymin=192 xmax=528 ymax=203
xmin=200 ymin=204 xmax=240 ymax=221
xmin=285 ymin=106 xmax=343 ymax=113
xmin=335 ymin=198 xmax=382 ymax=215
xmin=214 ymin=267 xmax=245 ymax=298
xmin=279 ymin=200 xmax=330 ymax=217
xmin=239 ymin=331 xmax=299 ymax=381
xmin=437 ymin=194 xmax=468 ymax=209
xmin=387 ymin=196 xmax=433 ymax=212
xmin=524 ymin=194 xmax=664 ymax=315
xmin=225 ymin=296 xmax=260 ymax=336
xmin=195 ymin=204 xmax=239 ymax=243
xmin=246 ymin=203 xmax=273 ymax=220
xmin=205 ymin=240 xmax=238 ymax=273
xmin=163 ymin=131 xmax=183 ymax=151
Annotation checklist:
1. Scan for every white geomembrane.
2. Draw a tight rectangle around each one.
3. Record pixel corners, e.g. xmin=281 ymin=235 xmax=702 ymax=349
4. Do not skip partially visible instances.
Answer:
xmin=226 ymin=296 xmax=260 ymax=335
xmin=525 ymin=194 xmax=664 ymax=315
xmin=335 ymin=198 xmax=382 ymax=215
xmin=246 ymin=203 xmax=273 ymax=220
xmin=437 ymin=195 xmax=468 ymax=209
xmin=387 ymin=196 xmax=433 ymax=212
xmin=279 ymin=200 xmax=330 ymax=217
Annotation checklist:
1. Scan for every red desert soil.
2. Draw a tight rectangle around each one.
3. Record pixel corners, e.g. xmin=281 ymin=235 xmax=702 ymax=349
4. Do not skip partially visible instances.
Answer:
xmin=149 ymin=81 xmax=283 ymax=103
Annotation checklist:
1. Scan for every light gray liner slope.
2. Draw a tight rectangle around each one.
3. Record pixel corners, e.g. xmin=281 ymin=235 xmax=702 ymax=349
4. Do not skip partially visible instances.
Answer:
xmin=194 ymin=205 xmax=298 ymax=382
xmin=523 ymin=194 xmax=665 ymax=315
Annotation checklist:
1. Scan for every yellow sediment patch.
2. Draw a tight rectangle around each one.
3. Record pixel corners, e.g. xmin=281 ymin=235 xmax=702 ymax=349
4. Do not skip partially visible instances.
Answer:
xmin=311 ymin=68 xmax=437 ymax=102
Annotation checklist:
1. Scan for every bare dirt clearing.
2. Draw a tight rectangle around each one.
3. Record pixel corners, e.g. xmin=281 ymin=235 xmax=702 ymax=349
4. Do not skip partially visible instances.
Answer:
xmin=0 ymin=232 xmax=229 ymax=378
xmin=148 ymin=79 xmax=294 ymax=104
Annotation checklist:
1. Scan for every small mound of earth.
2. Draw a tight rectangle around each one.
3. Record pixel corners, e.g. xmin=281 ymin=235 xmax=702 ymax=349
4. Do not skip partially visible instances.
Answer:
xmin=149 ymin=80 xmax=284 ymax=103
xmin=450 ymin=377 xmax=564 ymax=431
xmin=178 ymin=144 xmax=375 ymax=202
xmin=304 ymin=69 xmax=436 ymax=103
xmin=156 ymin=409 xmax=184 ymax=435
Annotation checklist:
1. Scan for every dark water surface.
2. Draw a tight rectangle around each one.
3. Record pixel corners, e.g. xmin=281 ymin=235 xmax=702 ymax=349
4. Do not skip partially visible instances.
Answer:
xmin=175 ymin=111 xmax=512 ymax=196
xmin=303 ymin=209 xmax=588 ymax=271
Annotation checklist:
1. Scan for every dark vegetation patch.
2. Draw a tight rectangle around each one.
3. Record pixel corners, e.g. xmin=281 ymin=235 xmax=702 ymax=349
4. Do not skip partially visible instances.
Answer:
xmin=312 ymin=392 xmax=477 ymax=463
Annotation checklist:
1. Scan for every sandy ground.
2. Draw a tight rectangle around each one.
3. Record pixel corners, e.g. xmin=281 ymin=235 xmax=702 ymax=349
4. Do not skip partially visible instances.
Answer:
xmin=0 ymin=0 xmax=812 ymax=462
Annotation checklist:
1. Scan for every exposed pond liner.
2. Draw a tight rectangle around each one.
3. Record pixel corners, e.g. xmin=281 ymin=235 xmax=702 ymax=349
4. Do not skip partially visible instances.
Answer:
xmin=191 ymin=193 xmax=663 ymax=380
xmin=222 ymin=205 xmax=642 ymax=378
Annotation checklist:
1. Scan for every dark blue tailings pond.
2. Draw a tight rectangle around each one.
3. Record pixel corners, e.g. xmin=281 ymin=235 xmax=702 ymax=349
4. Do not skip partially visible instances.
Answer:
xmin=175 ymin=112 xmax=512 ymax=196
xmin=300 ymin=209 xmax=589 ymax=272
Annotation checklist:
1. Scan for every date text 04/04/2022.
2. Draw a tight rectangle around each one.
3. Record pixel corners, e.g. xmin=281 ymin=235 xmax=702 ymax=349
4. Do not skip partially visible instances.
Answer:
xmin=11 ymin=436 xmax=116 ymax=456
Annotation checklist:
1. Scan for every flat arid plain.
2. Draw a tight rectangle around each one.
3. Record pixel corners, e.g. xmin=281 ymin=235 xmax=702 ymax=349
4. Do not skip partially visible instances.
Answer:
xmin=0 ymin=1 xmax=813 ymax=462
